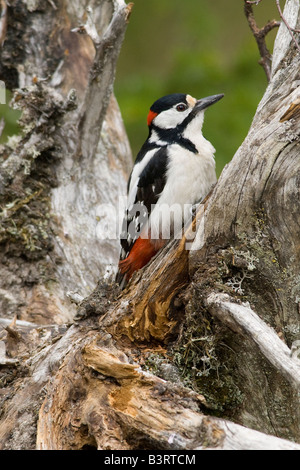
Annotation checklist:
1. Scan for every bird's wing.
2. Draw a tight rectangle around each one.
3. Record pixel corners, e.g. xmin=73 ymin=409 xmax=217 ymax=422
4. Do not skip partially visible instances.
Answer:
xmin=118 ymin=146 xmax=168 ymax=262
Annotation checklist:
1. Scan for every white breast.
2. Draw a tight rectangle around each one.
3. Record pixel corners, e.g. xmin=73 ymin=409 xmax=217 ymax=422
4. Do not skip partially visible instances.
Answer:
xmin=162 ymin=141 xmax=216 ymax=206
xmin=149 ymin=138 xmax=217 ymax=239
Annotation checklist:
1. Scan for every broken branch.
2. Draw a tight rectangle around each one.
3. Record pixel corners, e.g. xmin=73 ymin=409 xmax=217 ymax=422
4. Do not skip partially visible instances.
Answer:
xmin=36 ymin=327 xmax=300 ymax=450
xmin=206 ymin=293 xmax=300 ymax=391
xmin=78 ymin=1 xmax=133 ymax=161
xmin=244 ymin=0 xmax=280 ymax=81
xmin=276 ymin=0 xmax=300 ymax=53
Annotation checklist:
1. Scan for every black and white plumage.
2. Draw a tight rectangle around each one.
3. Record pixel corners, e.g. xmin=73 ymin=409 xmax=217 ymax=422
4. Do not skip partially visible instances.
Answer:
xmin=116 ymin=92 xmax=224 ymax=287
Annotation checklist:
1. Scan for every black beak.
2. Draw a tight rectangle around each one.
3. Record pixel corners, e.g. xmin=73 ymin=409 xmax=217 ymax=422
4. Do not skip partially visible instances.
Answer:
xmin=179 ymin=93 xmax=224 ymax=130
xmin=195 ymin=93 xmax=224 ymax=111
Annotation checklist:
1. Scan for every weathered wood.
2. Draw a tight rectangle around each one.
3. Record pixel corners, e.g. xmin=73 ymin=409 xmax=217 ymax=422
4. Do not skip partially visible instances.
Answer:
xmin=10 ymin=322 xmax=295 ymax=451
xmin=79 ymin=1 xmax=133 ymax=161
xmin=206 ymin=293 xmax=300 ymax=390
xmin=1 ymin=313 xmax=299 ymax=450
xmin=196 ymin=418 xmax=300 ymax=450
xmin=105 ymin=234 xmax=189 ymax=343
xmin=1 ymin=0 xmax=300 ymax=451
xmin=98 ymin=202 xmax=207 ymax=344
xmin=0 ymin=0 xmax=132 ymax=325
xmin=180 ymin=0 xmax=300 ymax=439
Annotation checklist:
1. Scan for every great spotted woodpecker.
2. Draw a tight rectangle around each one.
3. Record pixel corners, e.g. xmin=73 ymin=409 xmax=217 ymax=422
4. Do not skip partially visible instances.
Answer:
xmin=116 ymin=92 xmax=224 ymax=287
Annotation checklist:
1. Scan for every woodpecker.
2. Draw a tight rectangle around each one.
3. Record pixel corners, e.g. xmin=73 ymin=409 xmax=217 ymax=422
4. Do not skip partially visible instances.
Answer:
xmin=116 ymin=92 xmax=224 ymax=287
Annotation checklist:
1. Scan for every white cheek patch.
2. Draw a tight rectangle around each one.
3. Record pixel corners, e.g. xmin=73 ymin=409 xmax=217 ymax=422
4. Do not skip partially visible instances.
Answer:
xmin=154 ymin=107 xmax=190 ymax=129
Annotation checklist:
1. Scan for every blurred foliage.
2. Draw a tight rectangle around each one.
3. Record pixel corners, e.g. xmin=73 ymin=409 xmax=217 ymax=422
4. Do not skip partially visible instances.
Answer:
xmin=0 ymin=91 xmax=21 ymax=145
xmin=115 ymin=0 xmax=278 ymax=175
xmin=0 ymin=0 xmax=279 ymax=176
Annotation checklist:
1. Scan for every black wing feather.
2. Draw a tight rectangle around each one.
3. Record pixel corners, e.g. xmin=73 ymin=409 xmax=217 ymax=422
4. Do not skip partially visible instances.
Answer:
xmin=118 ymin=146 xmax=168 ymax=262
xmin=137 ymin=146 xmax=168 ymax=213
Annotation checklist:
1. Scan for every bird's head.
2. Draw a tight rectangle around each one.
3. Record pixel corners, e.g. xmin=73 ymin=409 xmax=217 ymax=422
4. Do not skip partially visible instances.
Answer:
xmin=147 ymin=93 xmax=224 ymax=131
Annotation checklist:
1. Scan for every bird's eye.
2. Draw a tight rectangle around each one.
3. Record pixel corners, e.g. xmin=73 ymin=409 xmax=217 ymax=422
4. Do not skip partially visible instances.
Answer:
xmin=176 ymin=103 xmax=187 ymax=112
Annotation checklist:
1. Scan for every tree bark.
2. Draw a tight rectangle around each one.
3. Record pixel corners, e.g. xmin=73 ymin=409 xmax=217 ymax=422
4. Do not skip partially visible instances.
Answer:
xmin=1 ymin=0 xmax=300 ymax=451
xmin=0 ymin=0 xmax=132 ymax=324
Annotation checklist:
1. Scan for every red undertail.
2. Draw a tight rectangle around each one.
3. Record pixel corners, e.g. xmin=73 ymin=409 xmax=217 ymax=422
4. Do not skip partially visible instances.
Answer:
xmin=118 ymin=237 xmax=165 ymax=281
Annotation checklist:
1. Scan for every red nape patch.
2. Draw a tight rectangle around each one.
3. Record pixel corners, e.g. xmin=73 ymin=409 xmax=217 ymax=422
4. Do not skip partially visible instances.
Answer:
xmin=147 ymin=110 xmax=158 ymax=127
xmin=118 ymin=237 xmax=165 ymax=281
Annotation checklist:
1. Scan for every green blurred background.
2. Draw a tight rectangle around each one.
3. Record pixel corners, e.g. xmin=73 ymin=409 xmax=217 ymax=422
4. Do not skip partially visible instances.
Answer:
xmin=0 ymin=0 xmax=278 ymax=176
xmin=115 ymin=0 xmax=278 ymax=175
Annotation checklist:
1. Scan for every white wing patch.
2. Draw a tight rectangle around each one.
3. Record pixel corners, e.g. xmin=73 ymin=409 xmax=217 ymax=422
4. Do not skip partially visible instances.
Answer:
xmin=127 ymin=148 xmax=157 ymax=210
